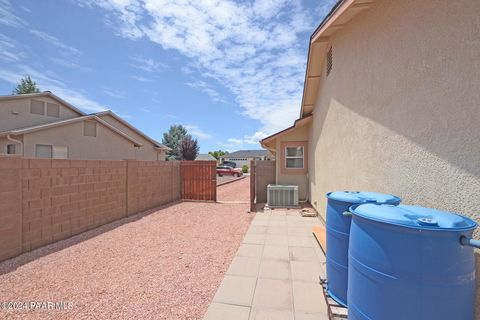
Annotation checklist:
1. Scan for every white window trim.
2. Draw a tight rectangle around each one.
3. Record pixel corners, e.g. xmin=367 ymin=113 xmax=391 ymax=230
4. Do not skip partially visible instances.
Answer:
xmin=285 ymin=146 xmax=304 ymax=169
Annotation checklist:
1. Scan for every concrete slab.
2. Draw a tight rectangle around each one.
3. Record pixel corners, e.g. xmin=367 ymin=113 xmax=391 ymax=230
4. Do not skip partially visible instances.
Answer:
xmin=227 ymin=256 xmax=261 ymax=277
xmin=262 ymin=245 xmax=290 ymax=261
xmin=292 ymin=281 xmax=328 ymax=314
xmin=237 ymin=244 xmax=264 ymax=258
xmin=213 ymin=275 xmax=257 ymax=306
xmin=243 ymin=234 xmax=266 ymax=245
xmin=289 ymin=247 xmax=320 ymax=262
xmin=204 ymin=303 xmax=251 ymax=320
xmin=291 ymin=261 xmax=324 ymax=283
xmin=252 ymin=278 xmax=293 ymax=310
xmin=249 ymin=308 xmax=294 ymax=320
xmin=258 ymin=259 xmax=290 ymax=280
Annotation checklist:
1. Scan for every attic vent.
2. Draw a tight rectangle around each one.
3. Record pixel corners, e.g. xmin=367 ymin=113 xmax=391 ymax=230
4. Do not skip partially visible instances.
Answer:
xmin=326 ymin=46 xmax=333 ymax=77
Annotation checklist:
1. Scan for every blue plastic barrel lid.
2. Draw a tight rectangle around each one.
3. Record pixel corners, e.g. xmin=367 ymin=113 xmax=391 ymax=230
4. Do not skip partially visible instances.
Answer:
xmin=326 ymin=191 xmax=401 ymax=205
xmin=351 ymin=204 xmax=477 ymax=231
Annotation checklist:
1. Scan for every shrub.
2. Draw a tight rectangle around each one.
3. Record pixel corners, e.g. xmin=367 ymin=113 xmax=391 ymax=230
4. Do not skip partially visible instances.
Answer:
xmin=242 ymin=165 xmax=249 ymax=173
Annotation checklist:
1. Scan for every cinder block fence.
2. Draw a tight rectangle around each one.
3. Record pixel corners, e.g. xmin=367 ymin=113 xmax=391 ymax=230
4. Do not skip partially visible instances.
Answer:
xmin=0 ymin=157 xmax=181 ymax=262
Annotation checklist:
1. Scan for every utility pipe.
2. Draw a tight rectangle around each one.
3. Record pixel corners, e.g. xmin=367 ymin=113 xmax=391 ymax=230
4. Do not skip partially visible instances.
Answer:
xmin=6 ymin=134 xmax=23 ymax=156
xmin=460 ymin=236 xmax=480 ymax=249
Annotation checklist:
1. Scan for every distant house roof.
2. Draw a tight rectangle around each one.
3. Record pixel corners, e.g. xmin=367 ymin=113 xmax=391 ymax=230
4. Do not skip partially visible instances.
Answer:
xmin=223 ymin=150 xmax=273 ymax=158
xmin=0 ymin=115 xmax=144 ymax=146
xmin=196 ymin=153 xmax=216 ymax=161
xmin=93 ymin=111 xmax=170 ymax=150
xmin=0 ymin=91 xmax=86 ymax=116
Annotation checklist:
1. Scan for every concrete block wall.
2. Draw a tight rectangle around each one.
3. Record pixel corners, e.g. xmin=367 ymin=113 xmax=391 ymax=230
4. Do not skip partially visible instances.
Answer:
xmin=254 ymin=160 xmax=276 ymax=203
xmin=0 ymin=157 xmax=181 ymax=262
xmin=127 ymin=160 xmax=181 ymax=215
xmin=0 ymin=158 xmax=22 ymax=261
xmin=21 ymin=159 xmax=127 ymax=252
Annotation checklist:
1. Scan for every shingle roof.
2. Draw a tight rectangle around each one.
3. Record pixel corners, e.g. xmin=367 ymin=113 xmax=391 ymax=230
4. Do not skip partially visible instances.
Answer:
xmin=196 ymin=153 xmax=216 ymax=161
xmin=223 ymin=150 xmax=272 ymax=158
xmin=0 ymin=115 xmax=144 ymax=146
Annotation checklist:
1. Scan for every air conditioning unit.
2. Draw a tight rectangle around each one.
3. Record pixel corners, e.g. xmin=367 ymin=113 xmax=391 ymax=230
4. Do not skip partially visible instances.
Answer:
xmin=267 ymin=184 xmax=299 ymax=208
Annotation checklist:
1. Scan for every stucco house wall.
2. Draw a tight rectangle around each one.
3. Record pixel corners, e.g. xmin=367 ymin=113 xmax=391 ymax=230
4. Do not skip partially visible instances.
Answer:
xmin=0 ymin=96 xmax=81 ymax=131
xmin=97 ymin=113 xmax=165 ymax=161
xmin=307 ymin=0 xmax=480 ymax=229
xmin=22 ymin=120 xmax=137 ymax=160
xmin=275 ymin=125 xmax=310 ymax=201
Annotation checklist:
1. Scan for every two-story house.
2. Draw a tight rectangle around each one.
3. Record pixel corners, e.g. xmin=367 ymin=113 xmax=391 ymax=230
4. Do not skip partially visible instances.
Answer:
xmin=0 ymin=92 xmax=170 ymax=161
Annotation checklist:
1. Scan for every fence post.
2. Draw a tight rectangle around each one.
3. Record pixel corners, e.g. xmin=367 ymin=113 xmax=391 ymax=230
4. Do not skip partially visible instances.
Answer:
xmin=250 ymin=160 xmax=256 ymax=212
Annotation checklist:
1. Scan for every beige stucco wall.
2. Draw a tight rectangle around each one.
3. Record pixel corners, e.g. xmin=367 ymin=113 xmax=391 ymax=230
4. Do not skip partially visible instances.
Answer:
xmin=0 ymin=96 xmax=80 ymax=131
xmin=307 ymin=0 xmax=480 ymax=316
xmin=22 ymin=121 xmax=138 ymax=160
xmin=275 ymin=124 xmax=310 ymax=201
xmin=97 ymin=113 xmax=163 ymax=161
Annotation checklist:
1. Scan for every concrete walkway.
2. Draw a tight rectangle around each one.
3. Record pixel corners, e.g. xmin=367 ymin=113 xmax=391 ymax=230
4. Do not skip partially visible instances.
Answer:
xmin=203 ymin=210 xmax=328 ymax=320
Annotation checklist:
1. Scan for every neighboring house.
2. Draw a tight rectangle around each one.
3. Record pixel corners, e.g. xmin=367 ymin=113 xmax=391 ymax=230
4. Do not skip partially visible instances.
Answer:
xmin=195 ymin=153 xmax=217 ymax=161
xmin=0 ymin=92 xmax=170 ymax=160
xmin=220 ymin=150 xmax=274 ymax=169
xmin=261 ymin=0 xmax=480 ymax=225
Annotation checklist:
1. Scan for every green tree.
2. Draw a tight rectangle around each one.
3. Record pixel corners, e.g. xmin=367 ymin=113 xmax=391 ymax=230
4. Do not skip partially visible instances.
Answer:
xmin=162 ymin=125 xmax=188 ymax=160
xmin=13 ymin=75 xmax=40 ymax=94
xmin=208 ymin=150 xmax=228 ymax=159
xmin=178 ymin=135 xmax=199 ymax=160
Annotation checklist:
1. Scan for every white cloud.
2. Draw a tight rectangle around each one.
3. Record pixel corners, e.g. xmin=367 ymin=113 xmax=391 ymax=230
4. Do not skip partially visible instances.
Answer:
xmin=102 ymin=87 xmax=126 ymax=99
xmin=244 ymin=131 xmax=268 ymax=144
xmin=0 ymin=33 xmax=25 ymax=62
xmin=130 ymin=55 xmax=166 ymax=73
xmin=224 ymin=131 xmax=268 ymax=151
xmin=0 ymin=0 xmax=27 ymax=28
xmin=185 ymin=80 xmax=225 ymax=103
xmin=140 ymin=107 xmax=151 ymax=113
xmin=227 ymin=138 xmax=243 ymax=145
xmin=30 ymin=29 xmax=82 ymax=56
xmin=0 ymin=65 xmax=108 ymax=113
xmin=184 ymin=124 xmax=212 ymax=140
xmin=130 ymin=75 xmax=153 ymax=82
xmin=74 ymin=0 xmax=331 ymax=136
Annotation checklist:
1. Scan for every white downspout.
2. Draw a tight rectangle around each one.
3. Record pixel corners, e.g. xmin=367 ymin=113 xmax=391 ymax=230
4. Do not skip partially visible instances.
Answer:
xmin=6 ymin=134 xmax=23 ymax=156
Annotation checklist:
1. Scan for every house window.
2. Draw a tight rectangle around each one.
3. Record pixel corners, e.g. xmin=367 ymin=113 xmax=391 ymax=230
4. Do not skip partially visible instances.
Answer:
xmin=7 ymin=144 xmax=16 ymax=154
xmin=53 ymin=146 xmax=68 ymax=159
xmin=30 ymin=100 xmax=45 ymax=115
xmin=326 ymin=46 xmax=333 ymax=77
xmin=35 ymin=144 xmax=53 ymax=158
xmin=84 ymin=121 xmax=97 ymax=137
xmin=285 ymin=146 xmax=304 ymax=169
xmin=46 ymin=103 xmax=60 ymax=117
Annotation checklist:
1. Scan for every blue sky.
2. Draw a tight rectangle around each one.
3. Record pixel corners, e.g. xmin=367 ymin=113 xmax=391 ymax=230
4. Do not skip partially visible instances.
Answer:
xmin=0 ymin=0 xmax=335 ymax=152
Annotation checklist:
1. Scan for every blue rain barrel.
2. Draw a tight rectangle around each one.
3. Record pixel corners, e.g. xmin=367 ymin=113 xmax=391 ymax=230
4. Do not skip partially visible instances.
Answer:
xmin=325 ymin=191 xmax=401 ymax=306
xmin=348 ymin=204 xmax=477 ymax=320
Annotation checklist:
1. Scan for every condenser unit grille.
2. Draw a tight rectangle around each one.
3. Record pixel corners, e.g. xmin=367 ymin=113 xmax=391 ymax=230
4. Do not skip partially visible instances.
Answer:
xmin=267 ymin=185 xmax=299 ymax=208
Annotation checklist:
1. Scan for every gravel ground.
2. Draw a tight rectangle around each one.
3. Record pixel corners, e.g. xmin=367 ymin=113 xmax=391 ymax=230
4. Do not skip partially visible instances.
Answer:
xmin=217 ymin=177 xmax=250 ymax=203
xmin=216 ymin=174 xmax=244 ymax=186
xmin=0 ymin=179 xmax=253 ymax=320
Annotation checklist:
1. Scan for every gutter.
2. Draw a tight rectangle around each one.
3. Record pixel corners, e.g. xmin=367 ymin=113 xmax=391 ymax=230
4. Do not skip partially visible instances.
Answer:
xmin=6 ymin=134 xmax=23 ymax=156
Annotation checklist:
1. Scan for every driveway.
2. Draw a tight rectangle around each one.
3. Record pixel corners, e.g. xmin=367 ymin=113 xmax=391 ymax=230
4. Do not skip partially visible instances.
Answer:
xmin=0 ymin=179 xmax=253 ymax=319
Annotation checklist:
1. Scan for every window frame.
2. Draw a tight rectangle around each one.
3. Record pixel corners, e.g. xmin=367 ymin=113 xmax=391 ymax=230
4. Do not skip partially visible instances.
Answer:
xmin=46 ymin=102 xmax=60 ymax=118
xmin=6 ymin=144 xmax=16 ymax=155
xmin=280 ymin=141 xmax=308 ymax=174
xmin=35 ymin=144 xmax=53 ymax=158
xmin=30 ymin=99 xmax=45 ymax=115
xmin=83 ymin=121 xmax=97 ymax=137
xmin=285 ymin=146 xmax=304 ymax=169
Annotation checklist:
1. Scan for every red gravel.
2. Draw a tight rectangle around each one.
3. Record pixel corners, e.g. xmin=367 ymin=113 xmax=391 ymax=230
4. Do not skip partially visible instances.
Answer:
xmin=0 ymin=180 xmax=253 ymax=319
xmin=217 ymin=176 xmax=250 ymax=202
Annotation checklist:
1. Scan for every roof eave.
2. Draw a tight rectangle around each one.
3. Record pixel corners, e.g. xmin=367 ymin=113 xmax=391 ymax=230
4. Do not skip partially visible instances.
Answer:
xmin=300 ymin=0 xmax=374 ymax=118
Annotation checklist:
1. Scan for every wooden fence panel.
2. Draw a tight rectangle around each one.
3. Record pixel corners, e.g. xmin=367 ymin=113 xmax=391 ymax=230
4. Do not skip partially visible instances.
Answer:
xmin=181 ymin=161 xmax=216 ymax=201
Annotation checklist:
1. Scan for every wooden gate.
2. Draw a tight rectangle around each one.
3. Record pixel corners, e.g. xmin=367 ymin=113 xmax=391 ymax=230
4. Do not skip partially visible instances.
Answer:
xmin=181 ymin=161 xmax=217 ymax=201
